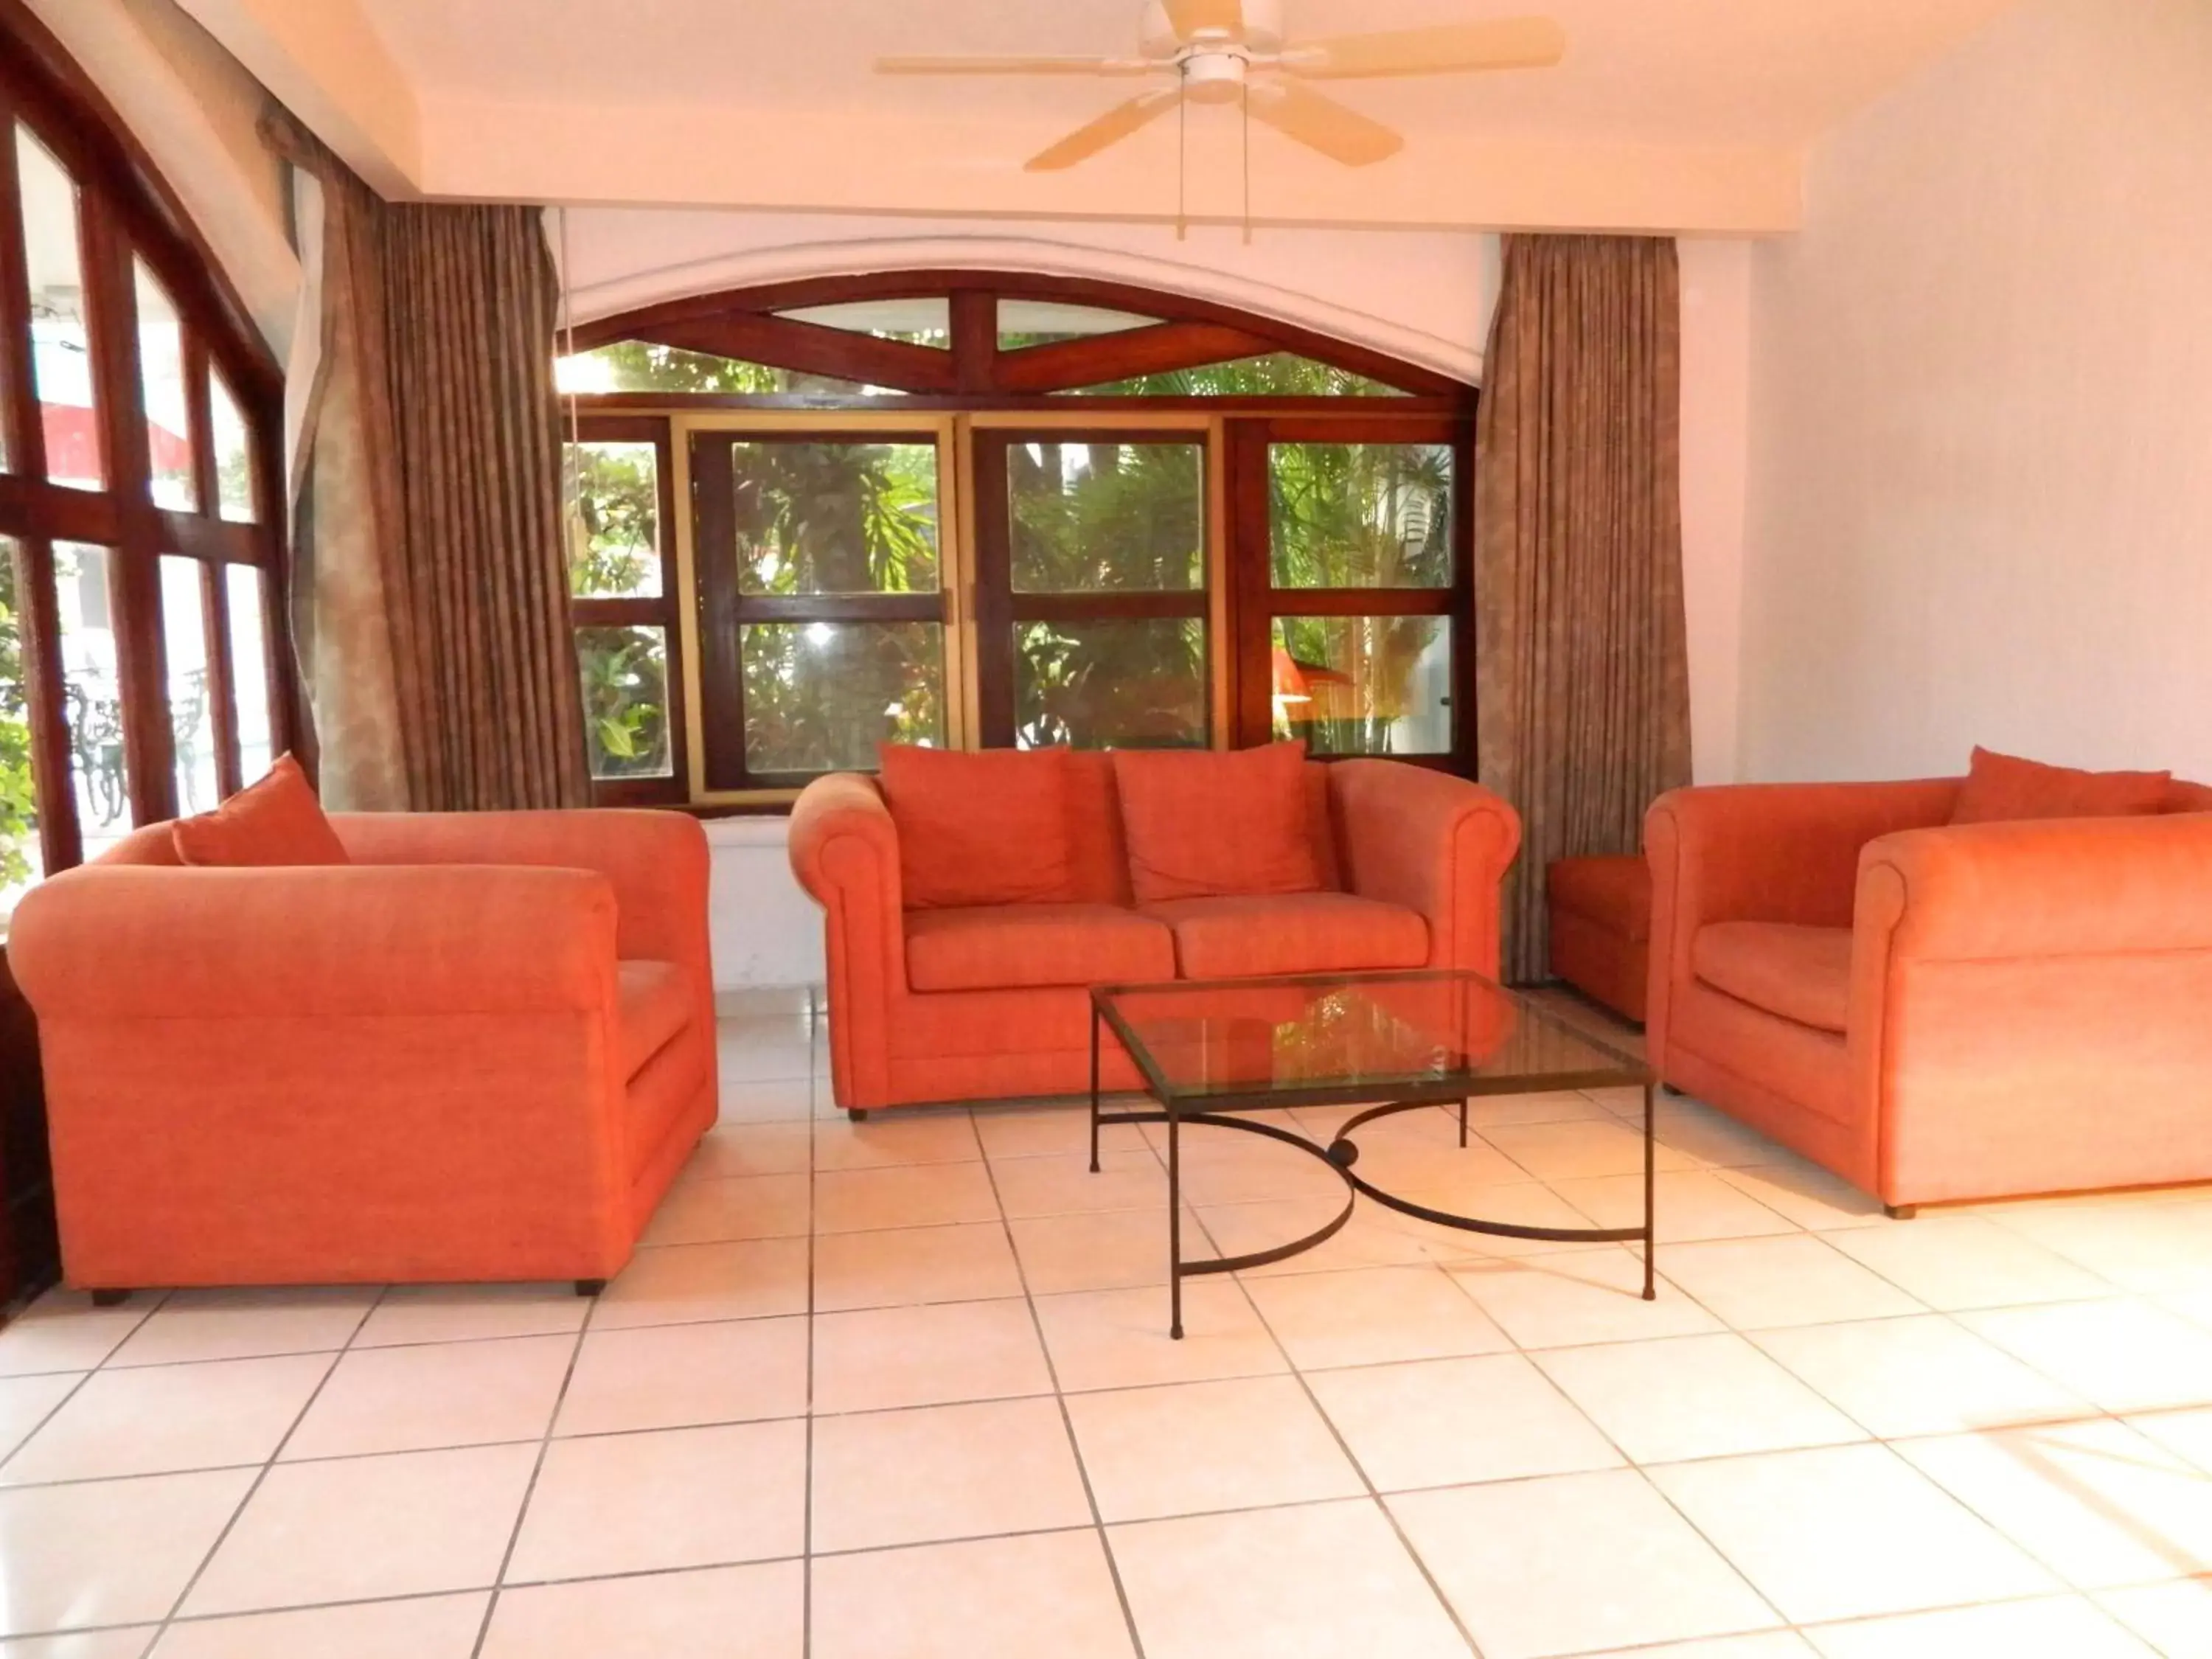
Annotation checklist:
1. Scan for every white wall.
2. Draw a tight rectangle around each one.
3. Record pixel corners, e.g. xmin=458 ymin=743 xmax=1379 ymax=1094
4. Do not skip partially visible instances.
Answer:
xmin=1737 ymin=0 xmax=2212 ymax=784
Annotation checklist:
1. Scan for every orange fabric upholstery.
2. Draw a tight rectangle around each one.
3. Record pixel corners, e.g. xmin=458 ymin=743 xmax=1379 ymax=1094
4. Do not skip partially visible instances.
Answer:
xmin=1545 ymin=855 xmax=1652 ymax=1023
xmin=1113 ymin=741 xmax=1321 ymax=902
xmin=1144 ymin=893 xmax=1427 ymax=978
xmin=1692 ymin=922 xmax=1852 ymax=1034
xmin=1950 ymin=745 xmax=2171 ymax=825
xmin=1646 ymin=776 xmax=2212 ymax=1207
xmin=1330 ymin=759 xmax=1520 ymax=976
xmin=906 ymin=904 xmax=1176 ymax=992
xmin=8 ymin=809 xmax=717 ymax=1292
xmin=170 ymin=754 xmax=348 ymax=866
xmin=877 ymin=743 xmax=1076 ymax=908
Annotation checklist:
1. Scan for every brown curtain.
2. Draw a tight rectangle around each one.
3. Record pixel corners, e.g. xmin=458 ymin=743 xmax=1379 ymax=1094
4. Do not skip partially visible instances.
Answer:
xmin=263 ymin=110 xmax=588 ymax=811
xmin=1475 ymin=234 xmax=1692 ymax=984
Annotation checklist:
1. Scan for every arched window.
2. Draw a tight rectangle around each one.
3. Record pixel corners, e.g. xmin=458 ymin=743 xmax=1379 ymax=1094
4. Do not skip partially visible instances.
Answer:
xmin=0 ymin=7 xmax=289 ymax=898
xmin=559 ymin=272 xmax=1475 ymax=804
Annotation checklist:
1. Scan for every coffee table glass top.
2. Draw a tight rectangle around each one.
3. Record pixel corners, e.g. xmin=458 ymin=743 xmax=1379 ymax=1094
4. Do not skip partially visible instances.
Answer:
xmin=1093 ymin=970 xmax=1648 ymax=1107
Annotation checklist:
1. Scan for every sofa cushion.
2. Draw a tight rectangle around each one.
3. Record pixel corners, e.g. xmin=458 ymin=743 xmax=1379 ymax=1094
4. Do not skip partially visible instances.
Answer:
xmin=878 ymin=743 xmax=1075 ymax=909
xmin=1144 ymin=893 xmax=1429 ymax=979
xmin=1546 ymin=855 xmax=1652 ymax=941
xmin=1112 ymin=741 xmax=1323 ymax=904
xmin=170 ymin=754 xmax=349 ymax=867
xmin=618 ymin=959 xmax=694 ymax=1079
xmin=1693 ymin=922 xmax=1852 ymax=1034
xmin=906 ymin=903 xmax=1176 ymax=992
xmin=1951 ymin=746 xmax=2171 ymax=826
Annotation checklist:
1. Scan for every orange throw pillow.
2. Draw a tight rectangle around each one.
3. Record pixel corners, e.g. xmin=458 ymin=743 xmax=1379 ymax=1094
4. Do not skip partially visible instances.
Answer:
xmin=171 ymin=754 xmax=350 ymax=866
xmin=1112 ymin=741 xmax=1323 ymax=904
xmin=1950 ymin=746 xmax=2171 ymax=824
xmin=877 ymin=744 xmax=1076 ymax=910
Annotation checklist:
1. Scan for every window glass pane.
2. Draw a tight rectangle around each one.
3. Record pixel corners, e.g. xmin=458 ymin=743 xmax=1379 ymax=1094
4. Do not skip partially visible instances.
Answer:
xmin=1060 ymin=353 xmax=1411 ymax=397
xmin=564 ymin=440 xmax=661 ymax=598
xmin=0 ymin=538 xmax=41 ymax=905
xmin=576 ymin=625 xmax=672 ymax=779
xmin=224 ymin=563 xmax=274 ymax=784
xmin=160 ymin=556 xmax=216 ymax=812
xmin=135 ymin=261 xmax=195 ymax=510
xmin=740 ymin=621 xmax=942 ymax=773
xmin=998 ymin=299 xmax=1158 ymax=349
xmin=57 ymin=543 xmax=128 ymax=858
xmin=1271 ymin=616 xmax=1452 ymax=756
xmin=731 ymin=440 xmax=939 ymax=596
xmin=1270 ymin=443 xmax=1453 ymax=589
xmin=556 ymin=342 xmax=879 ymax=397
xmin=209 ymin=369 xmax=256 ymax=522
xmin=1016 ymin=619 xmax=1206 ymax=751
xmin=17 ymin=127 xmax=101 ymax=490
xmin=1009 ymin=439 xmax=1202 ymax=594
xmin=776 ymin=299 xmax=949 ymax=347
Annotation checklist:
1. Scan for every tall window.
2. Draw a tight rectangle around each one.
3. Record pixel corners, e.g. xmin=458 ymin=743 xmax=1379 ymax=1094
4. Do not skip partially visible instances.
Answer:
xmin=558 ymin=275 xmax=1474 ymax=804
xmin=0 ymin=12 xmax=288 ymax=897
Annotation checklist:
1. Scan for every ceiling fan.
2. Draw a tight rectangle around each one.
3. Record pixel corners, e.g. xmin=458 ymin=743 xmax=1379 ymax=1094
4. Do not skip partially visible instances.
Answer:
xmin=877 ymin=1 xmax=1567 ymax=173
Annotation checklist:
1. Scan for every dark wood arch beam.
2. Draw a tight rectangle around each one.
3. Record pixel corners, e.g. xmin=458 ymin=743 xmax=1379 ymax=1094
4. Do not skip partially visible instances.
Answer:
xmin=635 ymin=311 xmax=957 ymax=394
xmin=995 ymin=321 xmax=1274 ymax=394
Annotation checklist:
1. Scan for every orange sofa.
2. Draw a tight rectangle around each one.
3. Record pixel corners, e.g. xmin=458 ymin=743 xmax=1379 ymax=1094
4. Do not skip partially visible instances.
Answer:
xmin=10 ymin=809 xmax=717 ymax=1295
xmin=1645 ymin=775 xmax=2212 ymax=1211
xmin=790 ymin=752 xmax=1520 ymax=1112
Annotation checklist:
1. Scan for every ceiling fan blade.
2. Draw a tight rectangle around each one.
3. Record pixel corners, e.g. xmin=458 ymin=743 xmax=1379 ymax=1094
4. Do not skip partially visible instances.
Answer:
xmin=1164 ymin=0 xmax=1244 ymax=41
xmin=876 ymin=55 xmax=1150 ymax=77
xmin=1024 ymin=88 xmax=1183 ymax=172
xmin=1286 ymin=16 xmax=1567 ymax=80
xmin=1247 ymin=81 xmax=1402 ymax=167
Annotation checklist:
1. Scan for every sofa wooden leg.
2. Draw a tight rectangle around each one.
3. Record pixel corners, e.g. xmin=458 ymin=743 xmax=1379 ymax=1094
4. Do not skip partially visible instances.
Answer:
xmin=848 ymin=1108 xmax=869 ymax=1122
xmin=88 ymin=1288 xmax=129 ymax=1308
xmin=1884 ymin=1204 xmax=1918 ymax=1220
xmin=574 ymin=1278 xmax=607 ymax=1297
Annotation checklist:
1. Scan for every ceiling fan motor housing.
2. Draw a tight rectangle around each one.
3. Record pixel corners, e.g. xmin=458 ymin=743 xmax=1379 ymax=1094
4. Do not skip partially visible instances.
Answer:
xmin=1140 ymin=0 xmax=1285 ymax=58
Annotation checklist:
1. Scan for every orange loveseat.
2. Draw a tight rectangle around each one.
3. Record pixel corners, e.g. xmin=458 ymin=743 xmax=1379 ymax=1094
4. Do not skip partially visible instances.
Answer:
xmin=1645 ymin=773 xmax=2212 ymax=1211
xmin=790 ymin=751 xmax=1520 ymax=1112
xmin=10 ymin=809 xmax=717 ymax=1295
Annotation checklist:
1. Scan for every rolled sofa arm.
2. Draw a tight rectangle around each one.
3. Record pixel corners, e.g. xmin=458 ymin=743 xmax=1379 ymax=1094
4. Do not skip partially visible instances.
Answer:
xmin=788 ymin=773 xmax=904 ymax=1107
xmin=1329 ymin=760 xmax=1522 ymax=975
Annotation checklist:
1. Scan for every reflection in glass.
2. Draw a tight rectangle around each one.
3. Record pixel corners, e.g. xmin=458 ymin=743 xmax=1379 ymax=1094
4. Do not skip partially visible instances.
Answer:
xmin=1270 ymin=443 xmax=1453 ymax=589
xmin=555 ymin=342 xmax=877 ymax=398
xmin=209 ymin=370 xmax=256 ymax=522
xmin=135 ymin=260 xmax=195 ymax=510
xmin=1016 ymin=619 xmax=1205 ymax=751
xmin=225 ymin=563 xmax=273 ymax=785
xmin=1064 ymin=353 xmax=1410 ymax=397
xmin=731 ymin=441 xmax=939 ymax=596
xmin=17 ymin=126 xmax=102 ymax=490
xmin=997 ymin=299 xmax=1157 ymax=349
xmin=1271 ymin=616 xmax=1450 ymax=756
xmin=776 ymin=298 xmax=950 ymax=347
xmin=741 ymin=621 xmax=942 ymax=775
xmin=0 ymin=538 xmax=42 ymax=907
xmin=56 ymin=543 xmax=127 ymax=860
xmin=1009 ymin=440 xmax=1201 ymax=593
xmin=563 ymin=441 xmax=661 ymax=598
xmin=159 ymin=557 xmax=217 ymax=812
xmin=575 ymin=625 xmax=672 ymax=779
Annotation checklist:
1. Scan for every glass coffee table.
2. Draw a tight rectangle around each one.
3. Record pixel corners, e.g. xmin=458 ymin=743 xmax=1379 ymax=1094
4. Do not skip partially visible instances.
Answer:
xmin=1089 ymin=969 xmax=1657 ymax=1338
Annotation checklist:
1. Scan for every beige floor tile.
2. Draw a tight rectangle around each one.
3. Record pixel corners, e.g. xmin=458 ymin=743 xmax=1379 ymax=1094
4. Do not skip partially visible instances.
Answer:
xmin=1391 ymin=1470 xmax=1777 ymax=1659
xmin=0 ymin=1373 xmax=79 ymax=1464
xmin=1750 ymin=1315 xmax=2091 ymax=1436
xmin=354 ymin=1284 xmax=588 ymax=1348
xmin=1450 ymin=1249 xmax=1720 ymax=1349
xmin=185 ymin=1443 xmax=537 ymax=1616
xmin=283 ymin=1335 xmax=570 ymax=1461
xmin=0 ymin=1293 xmax=156 ymax=1377
xmin=811 ymin=1396 xmax=1092 ymax=1553
xmin=1649 ymin=1443 xmax=2055 ymax=1624
xmin=991 ymin=1151 xmax=1167 ymax=1220
xmin=812 ymin=1223 xmax=1023 ymax=1312
xmin=1202 ymin=1186 xmax=1598 ymax=1279
xmin=1553 ymin=1170 xmax=1798 ymax=1244
xmin=813 ymin=1163 xmax=1001 ymax=1234
xmin=591 ymin=1237 xmax=810 ymax=1329
xmin=1576 ymin=1637 xmax=1815 ymax=1659
xmin=717 ymin=1032 xmax=814 ymax=1085
xmin=1315 ymin=1133 xmax=1532 ymax=1202
xmin=1481 ymin=1116 xmax=1702 ymax=1181
xmin=2097 ymin=1576 xmax=2212 ymax=1658
xmin=1648 ymin=1100 xmax=1795 ymax=1169
xmin=1713 ymin=1163 xmax=1888 ymax=1231
xmin=1802 ymin=1594 xmax=2156 ymax=1658
xmin=973 ymin=1104 xmax=1099 ymax=1161
xmin=812 ymin=1531 xmax=1135 ymax=1659
xmin=2164 ymin=1287 xmax=2212 ymax=1333
xmin=814 ymin=1111 xmax=981 ymax=1171
xmin=1658 ymin=1235 xmax=1926 ymax=1329
xmin=507 ymin=1420 xmax=806 ymax=1582
xmin=1067 ymin=1374 xmax=1365 ymax=1522
xmin=0 ymin=1467 xmax=254 ymax=1636
xmin=1287 ymin=1100 xmax=1460 ymax=1142
xmin=556 ymin=1317 xmax=807 ymax=1436
xmin=684 ymin=1121 xmax=813 ymax=1178
xmin=1112 ymin=1499 xmax=1467 ymax=1659
xmin=8 ymin=1628 xmax=161 ymax=1658
xmin=813 ymin=1298 xmax=1052 ymax=1413
xmin=1536 ymin=1333 xmax=1867 ymax=1464
xmin=2130 ymin=1402 xmax=2212 ymax=1470
xmin=1170 ymin=1141 xmax=1355 ymax=1208
xmin=1135 ymin=1108 xmax=1310 ymax=1157
xmin=640 ymin=1172 xmax=810 ymax=1245
xmin=1825 ymin=1215 xmax=2113 ymax=1310
xmin=715 ymin=1077 xmax=815 ymax=1125
xmin=1033 ymin=1281 xmax=1287 ymax=1393
xmin=1962 ymin=1299 xmax=2212 ymax=1412
xmin=481 ymin=1561 xmax=803 ymax=1659
xmin=1309 ymin=1352 xmax=1624 ymax=1491
xmin=151 ymin=1593 xmax=488 ymax=1658
xmin=1464 ymin=1089 xmax=1619 ymax=1128
xmin=1242 ymin=1264 xmax=1512 ymax=1369
xmin=3 ymin=1354 xmax=328 ymax=1484
xmin=1009 ymin=1209 xmax=1212 ymax=1295
xmin=1989 ymin=1200 xmax=2212 ymax=1295
xmin=106 ymin=1287 xmax=376 ymax=1368
xmin=1896 ymin=1417 xmax=2212 ymax=1589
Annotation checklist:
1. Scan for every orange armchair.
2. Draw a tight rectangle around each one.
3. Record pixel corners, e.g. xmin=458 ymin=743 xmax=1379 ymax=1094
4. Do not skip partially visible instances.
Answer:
xmin=1646 ymin=779 xmax=2212 ymax=1209
xmin=10 ymin=809 xmax=717 ymax=1295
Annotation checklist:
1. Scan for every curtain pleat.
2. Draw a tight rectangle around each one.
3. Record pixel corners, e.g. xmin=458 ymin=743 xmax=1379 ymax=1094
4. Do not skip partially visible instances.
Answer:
xmin=1475 ymin=234 xmax=1693 ymax=983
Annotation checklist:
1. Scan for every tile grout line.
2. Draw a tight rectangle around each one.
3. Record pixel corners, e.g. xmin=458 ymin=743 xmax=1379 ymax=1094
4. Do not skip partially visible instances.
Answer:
xmin=801 ymin=1037 xmax=819 ymax=1659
